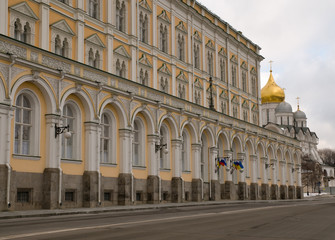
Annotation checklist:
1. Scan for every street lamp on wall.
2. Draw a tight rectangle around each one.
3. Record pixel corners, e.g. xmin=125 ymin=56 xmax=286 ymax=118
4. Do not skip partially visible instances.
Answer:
xmin=55 ymin=124 xmax=71 ymax=139
xmin=155 ymin=143 xmax=168 ymax=154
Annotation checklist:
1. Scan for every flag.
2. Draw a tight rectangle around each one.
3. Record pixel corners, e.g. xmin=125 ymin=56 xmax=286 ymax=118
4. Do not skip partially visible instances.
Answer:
xmin=239 ymin=161 xmax=244 ymax=169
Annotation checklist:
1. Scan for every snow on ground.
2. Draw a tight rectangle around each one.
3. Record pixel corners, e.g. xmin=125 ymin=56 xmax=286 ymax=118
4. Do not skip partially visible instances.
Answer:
xmin=304 ymin=192 xmax=329 ymax=197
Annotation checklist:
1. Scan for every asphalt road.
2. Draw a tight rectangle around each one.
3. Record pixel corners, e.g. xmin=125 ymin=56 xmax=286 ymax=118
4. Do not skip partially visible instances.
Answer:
xmin=0 ymin=198 xmax=334 ymax=240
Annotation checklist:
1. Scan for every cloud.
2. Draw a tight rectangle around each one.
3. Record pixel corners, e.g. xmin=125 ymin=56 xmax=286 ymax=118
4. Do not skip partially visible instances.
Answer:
xmin=199 ymin=0 xmax=335 ymax=149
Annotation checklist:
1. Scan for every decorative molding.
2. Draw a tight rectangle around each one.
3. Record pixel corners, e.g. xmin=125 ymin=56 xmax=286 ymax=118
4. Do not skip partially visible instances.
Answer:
xmin=158 ymin=63 xmax=171 ymax=76
xmin=138 ymin=53 xmax=152 ymax=68
xmin=218 ymin=47 xmax=227 ymax=57
xmin=139 ymin=0 xmax=152 ymax=12
xmin=250 ymin=67 xmax=257 ymax=75
xmin=242 ymin=100 xmax=249 ymax=108
xmin=0 ymin=40 xmax=27 ymax=59
xmin=83 ymin=70 xmax=108 ymax=84
xmin=42 ymin=55 xmax=71 ymax=73
xmin=230 ymin=55 xmax=238 ymax=64
xmin=193 ymin=31 xmax=201 ymax=42
xmin=157 ymin=10 xmax=170 ymax=24
xmin=231 ymin=95 xmax=239 ymax=104
xmin=175 ymin=21 xmax=187 ymax=34
xmin=51 ymin=19 xmax=75 ymax=36
xmin=85 ymin=34 xmax=106 ymax=48
xmin=206 ymin=40 xmax=215 ymax=50
xmin=194 ymin=78 xmax=203 ymax=89
xmin=241 ymin=61 xmax=248 ymax=70
xmin=9 ymin=2 xmax=39 ymax=20
xmin=176 ymin=71 xmax=188 ymax=83
xmin=114 ymin=45 xmax=131 ymax=59
xmin=219 ymin=90 xmax=228 ymax=99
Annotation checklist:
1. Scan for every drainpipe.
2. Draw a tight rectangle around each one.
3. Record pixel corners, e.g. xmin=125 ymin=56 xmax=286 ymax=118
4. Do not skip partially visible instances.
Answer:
xmin=58 ymin=167 xmax=62 ymax=206
xmin=181 ymin=177 xmax=185 ymax=200
xmin=200 ymin=178 xmax=204 ymax=200
xmin=158 ymin=175 xmax=162 ymax=201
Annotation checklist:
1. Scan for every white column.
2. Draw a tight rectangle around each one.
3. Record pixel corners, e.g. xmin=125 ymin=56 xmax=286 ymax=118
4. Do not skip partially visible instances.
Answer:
xmin=0 ymin=0 xmax=8 ymax=35
xmin=84 ymin=122 xmax=99 ymax=172
xmin=250 ymin=155 xmax=257 ymax=183
xmin=187 ymin=19 xmax=192 ymax=64
xmin=131 ymin=47 xmax=137 ymax=82
xmin=119 ymin=128 xmax=132 ymax=174
xmin=226 ymin=40 xmax=232 ymax=116
xmin=45 ymin=114 xmax=62 ymax=169
xmin=107 ymin=34 xmax=114 ymax=73
xmin=152 ymin=1 xmax=157 ymax=48
xmin=76 ymin=12 xmax=85 ymax=63
xmin=209 ymin=147 xmax=218 ymax=181
xmin=271 ymin=159 xmax=277 ymax=184
xmin=201 ymin=31 xmax=206 ymax=72
xmin=192 ymin=143 xmax=201 ymax=179
xmin=256 ymin=57 xmax=262 ymax=127
xmin=289 ymin=162 xmax=294 ymax=185
xmin=297 ymin=164 xmax=302 ymax=186
xmin=171 ymin=10 xmax=175 ymax=57
xmin=107 ymin=0 xmax=113 ymax=24
xmin=153 ymin=56 xmax=157 ymax=89
xmin=281 ymin=160 xmax=286 ymax=185
xmin=224 ymin=150 xmax=233 ymax=181
xmin=261 ymin=157 xmax=268 ymax=184
xmin=238 ymin=152 xmax=246 ymax=182
xmin=77 ymin=0 xmax=84 ymax=10
xmin=171 ymin=139 xmax=182 ymax=178
xmin=0 ymin=106 xmax=13 ymax=165
xmin=147 ymin=134 xmax=159 ymax=176
xmin=172 ymin=64 xmax=176 ymax=96
xmin=130 ymin=0 xmax=137 ymax=36
xmin=40 ymin=2 xmax=50 ymax=50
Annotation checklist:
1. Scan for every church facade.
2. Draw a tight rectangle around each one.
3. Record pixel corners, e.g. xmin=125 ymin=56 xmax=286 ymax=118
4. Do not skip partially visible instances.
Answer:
xmin=0 ymin=0 xmax=302 ymax=211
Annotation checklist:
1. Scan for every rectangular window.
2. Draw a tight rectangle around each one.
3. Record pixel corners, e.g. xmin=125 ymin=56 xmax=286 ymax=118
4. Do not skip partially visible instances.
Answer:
xmin=104 ymin=192 xmax=112 ymax=201
xmin=136 ymin=192 xmax=142 ymax=201
xmin=65 ymin=191 xmax=75 ymax=202
xmin=17 ymin=189 xmax=30 ymax=203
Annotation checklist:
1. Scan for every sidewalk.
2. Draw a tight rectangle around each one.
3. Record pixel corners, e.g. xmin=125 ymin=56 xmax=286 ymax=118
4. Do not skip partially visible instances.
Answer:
xmin=0 ymin=195 xmax=333 ymax=220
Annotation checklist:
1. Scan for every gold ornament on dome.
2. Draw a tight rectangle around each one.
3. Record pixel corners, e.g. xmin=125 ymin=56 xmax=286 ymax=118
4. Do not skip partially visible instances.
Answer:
xmin=261 ymin=70 xmax=285 ymax=104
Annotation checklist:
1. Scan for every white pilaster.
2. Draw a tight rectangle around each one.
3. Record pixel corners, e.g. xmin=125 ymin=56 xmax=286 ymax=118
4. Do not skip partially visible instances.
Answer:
xmin=224 ymin=150 xmax=233 ymax=181
xmin=119 ymin=128 xmax=132 ymax=174
xmin=45 ymin=115 xmax=62 ymax=169
xmin=0 ymin=0 xmax=8 ymax=35
xmin=107 ymin=0 xmax=113 ymax=24
xmin=192 ymin=143 xmax=201 ymax=179
xmin=172 ymin=65 xmax=176 ymax=96
xmin=226 ymin=39 xmax=232 ymax=116
xmin=297 ymin=164 xmax=302 ymax=186
xmin=261 ymin=157 xmax=268 ymax=184
xmin=238 ymin=152 xmax=245 ymax=182
xmin=281 ymin=161 xmax=286 ymax=185
xmin=171 ymin=139 xmax=182 ymax=178
xmin=77 ymin=0 xmax=84 ymax=10
xmin=153 ymin=57 xmax=157 ymax=89
xmin=40 ymin=3 xmax=50 ymax=50
xmin=152 ymin=1 xmax=157 ymax=48
xmin=107 ymin=34 xmax=114 ymax=73
xmin=171 ymin=10 xmax=175 ymax=57
xmin=257 ymin=60 xmax=262 ymax=126
xmin=131 ymin=47 xmax=137 ymax=82
xmin=84 ymin=122 xmax=99 ymax=171
xmin=209 ymin=147 xmax=218 ymax=181
xmin=76 ymin=11 xmax=85 ymax=63
xmin=250 ymin=155 xmax=257 ymax=183
xmin=130 ymin=0 xmax=137 ymax=36
xmin=0 ymin=106 xmax=13 ymax=165
xmin=289 ymin=162 xmax=294 ymax=185
xmin=271 ymin=159 xmax=277 ymax=184
xmin=147 ymin=134 xmax=159 ymax=176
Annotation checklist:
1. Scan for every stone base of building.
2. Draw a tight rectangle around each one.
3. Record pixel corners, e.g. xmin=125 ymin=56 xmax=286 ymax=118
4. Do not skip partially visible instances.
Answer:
xmin=271 ymin=184 xmax=279 ymax=200
xmin=296 ymin=186 xmax=303 ymax=199
xmin=118 ymin=173 xmax=133 ymax=205
xmin=288 ymin=185 xmax=296 ymax=199
xmin=192 ymin=179 xmax=202 ymax=202
xmin=223 ymin=181 xmax=237 ymax=200
xmin=83 ymin=171 xmax=99 ymax=208
xmin=280 ymin=185 xmax=288 ymax=200
xmin=171 ymin=177 xmax=182 ymax=203
xmin=147 ymin=175 xmax=159 ymax=204
xmin=210 ymin=180 xmax=220 ymax=201
xmin=42 ymin=168 xmax=60 ymax=209
xmin=238 ymin=182 xmax=247 ymax=200
xmin=261 ymin=183 xmax=269 ymax=200
xmin=250 ymin=183 xmax=259 ymax=200
xmin=0 ymin=165 xmax=9 ymax=211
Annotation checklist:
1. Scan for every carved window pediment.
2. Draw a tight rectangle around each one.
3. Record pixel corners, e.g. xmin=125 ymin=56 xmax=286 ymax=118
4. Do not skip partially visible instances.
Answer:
xmin=194 ymin=78 xmax=203 ymax=90
xmin=85 ymin=34 xmax=105 ymax=48
xmin=206 ymin=40 xmax=215 ymax=50
xmin=51 ymin=19 xmax=75 ymax=36
xmin=219 ymin=90 xmax=228 ymax=99
xmin=138 ymin=53 xmax=152 ymax=68
xmin=10 ymin=2 xmax=39 ymax=20
xmin=176 ymin=21 xmax=187 ymax=34
xmin=176 ymin=71 xmax=188 ymax=83
xmin=158 ymin=63 xmax=171 ymax=76
xmin=230 ymin=55 xmax=238 ymax=64
xmin=231 ymin=95 xmax=239 ymax=104
xmin=241 ymin=61 xmax=248 ymax=70
xmin=114 ymin=45 xmax=131 ymax=59
xmin=218 ymin=48 xmax=227 ymax=57
xmin=193 ymin=31 xmax=201 ymax=42
xmin=158 ymin=10 xmax=170 ymax=24
xmin=242 ymin=100 xmax=249 ymax=108
xmin=206 ymin=86 xmax=216 ymax=96
xmin=250 ymin=67 xmax=257 ymax=75
xmin=252 ymin=104 xmax=259 ymax=111
xmin=139 ymin=0 xmax=152 ymax=12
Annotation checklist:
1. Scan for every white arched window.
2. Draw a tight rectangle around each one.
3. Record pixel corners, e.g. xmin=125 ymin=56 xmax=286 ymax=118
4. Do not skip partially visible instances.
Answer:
xmin=132 ymin=118 xmax=145 ymax=166
xmin=14 ymin=92 xmax=39 ymax=156
xmin=181 ymin=131 xmax=190 ymax=172
xmin=231 ymin=65 xmax=237 ymax=87
xmin=23 ymin=22 xmax=31 ymax=44
xmin=88 ymin=0 xmax=99 ymax=19
xmin=194 ymin=43 xmax=200 ymax=69
xmin=14 ymin=18 xmax=22 ymax=41
xmin=160 ymin=24 xmax=168 ymax=53
xmin=55 ymin=35 xmax=62 ymax=55
xmin=139 ymin=11 xmax=148 ymax=43
xmin=208 ymin=51 xmax=213 ymax=76
xmin=62 ymin=102 xmax=80 ymax=160
xmin=62 ymin=38 xmax=69 ymax=58
xmin=100 ymin=112 xmax=116 ymax=164
xmin=178 ymin=34 xmax=185 ymax=61
xmin=220 ymin=59 xmax=225 ymax=82
xmin=88 ymin=48 xmax=94 ymax=67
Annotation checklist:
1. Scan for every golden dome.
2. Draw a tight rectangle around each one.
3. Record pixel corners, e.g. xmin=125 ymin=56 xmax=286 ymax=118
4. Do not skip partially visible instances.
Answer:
xmin=261 ymin=71 xmax=285 ymax=104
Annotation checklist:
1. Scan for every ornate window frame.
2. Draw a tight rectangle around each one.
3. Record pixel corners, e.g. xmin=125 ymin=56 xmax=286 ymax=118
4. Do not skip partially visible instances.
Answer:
xmin=51 ymin=20 xmax=75 ymax=58
xmin=100 ymin=110 xmax=117 ymax=164
xmin=85 ymin=34 xmax=105 ymax=69
xmin=114 ymin=45 xmax=131 ymax=78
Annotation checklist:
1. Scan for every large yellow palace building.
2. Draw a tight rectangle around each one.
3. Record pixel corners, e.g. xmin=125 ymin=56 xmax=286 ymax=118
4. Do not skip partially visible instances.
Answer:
xmin=0 ymin=0 xmax=302 ymax=211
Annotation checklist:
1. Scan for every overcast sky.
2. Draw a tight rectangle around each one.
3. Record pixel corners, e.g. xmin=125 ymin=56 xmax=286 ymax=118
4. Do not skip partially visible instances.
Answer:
xmin=199 ymin=0 xmax=335 ymax=149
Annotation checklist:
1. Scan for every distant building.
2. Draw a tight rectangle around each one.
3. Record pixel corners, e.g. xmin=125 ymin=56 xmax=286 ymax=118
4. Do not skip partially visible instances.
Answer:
xmin=0 ymin=0 xmax=302 ymax=211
